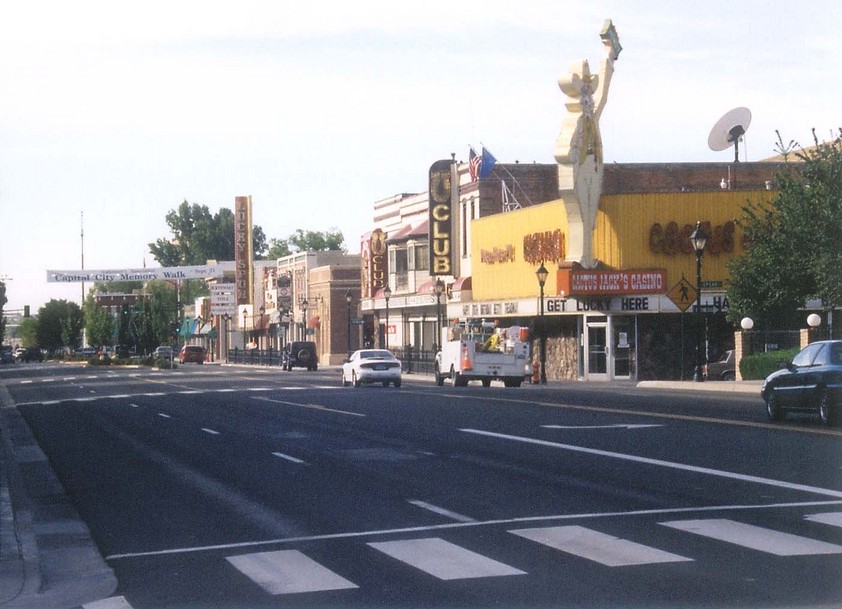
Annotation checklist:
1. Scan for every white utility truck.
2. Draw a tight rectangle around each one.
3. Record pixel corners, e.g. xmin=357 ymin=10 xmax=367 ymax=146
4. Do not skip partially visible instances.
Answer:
xmin=435 ymin=320 xmax=531 ymax=387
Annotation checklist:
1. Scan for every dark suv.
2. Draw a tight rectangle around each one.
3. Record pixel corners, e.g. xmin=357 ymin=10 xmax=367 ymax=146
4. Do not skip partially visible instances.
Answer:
xmin=16 ymin=347 xmax=43 ymax=362
xmin=282 ymin=341 xmax=318 ymax=371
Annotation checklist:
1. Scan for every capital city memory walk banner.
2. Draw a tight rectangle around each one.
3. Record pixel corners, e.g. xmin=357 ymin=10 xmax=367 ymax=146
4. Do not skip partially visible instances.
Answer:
xmin=46 ymin=265 xmax=223 ymax=283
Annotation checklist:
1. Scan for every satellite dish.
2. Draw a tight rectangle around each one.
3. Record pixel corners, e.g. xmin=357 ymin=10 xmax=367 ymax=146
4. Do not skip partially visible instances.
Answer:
xmin=708 ymin=107 xmax=752 ymax=162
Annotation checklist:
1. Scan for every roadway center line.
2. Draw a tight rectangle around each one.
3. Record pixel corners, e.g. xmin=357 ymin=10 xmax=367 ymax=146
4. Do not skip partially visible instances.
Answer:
xmin=407 ymin=499 xmax=477 ymax=523
xmin=272 ymin=452 xmax=305 ymax=464
xmin=201 ymin=428 xmax=221 ymax=435
xmin=252 ymin=396 xmax=365 ymax=417
xmin=460 ymin=428 xmax=842 ymax=499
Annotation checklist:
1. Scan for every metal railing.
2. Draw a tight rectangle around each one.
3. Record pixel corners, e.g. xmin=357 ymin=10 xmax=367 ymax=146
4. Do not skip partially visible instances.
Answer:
xmin=227 ymin=348 xmax=283 ymax=366
xmin=390 ymin=346 xmax=438 ymax=375
xmin=741 ymin=330 xmax=802 ymax=355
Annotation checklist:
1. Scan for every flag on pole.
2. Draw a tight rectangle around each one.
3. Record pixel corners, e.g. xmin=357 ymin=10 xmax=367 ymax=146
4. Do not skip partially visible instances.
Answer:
xmin=478 ymin=147 xmax=497 ymax=179
xmin=468 ymin=147 xmax=481 ymax=182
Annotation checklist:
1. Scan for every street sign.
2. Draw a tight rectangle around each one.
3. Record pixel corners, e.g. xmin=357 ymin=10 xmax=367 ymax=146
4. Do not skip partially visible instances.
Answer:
xmin=667 ymin=277 xmax=697 ymax=312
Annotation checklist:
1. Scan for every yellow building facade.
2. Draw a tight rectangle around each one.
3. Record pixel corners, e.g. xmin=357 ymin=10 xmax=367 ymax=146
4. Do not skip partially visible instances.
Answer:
xmin=466 ymin=189 xmax=775 ymax=380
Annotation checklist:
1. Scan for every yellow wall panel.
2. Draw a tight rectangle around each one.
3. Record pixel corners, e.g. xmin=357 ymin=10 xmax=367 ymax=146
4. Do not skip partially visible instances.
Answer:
xmin=471 ymin=190 xmax=774 ymax=301
xmin=472 ymin=201 xmax=568 ymax=300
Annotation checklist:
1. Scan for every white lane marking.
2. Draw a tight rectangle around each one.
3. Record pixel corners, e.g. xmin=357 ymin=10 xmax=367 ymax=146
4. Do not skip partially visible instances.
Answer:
xmin=806 ymin=512 xmax=842 ymax=528
xmin=368 ymin=538 xmax=525 ymax=580
xmin=272 ymin=452 xmax=305 ymax=464
xmin=129 ymin=403 xmax=140 ymax=408
xmin=542 ymin=424 xmax=663 ymax=430
xmin=201 ymin=428 xmax=221 ymax=435
xmin=460 ymin=428 xmax=842 ymax=499
xmin=510 ymin=525 xmax=692 ymax=566
xmin=105 ymin=499 xmax=842 ymax=560
xmin=407 ymin=500 xmax=477 ymax=523
xmin=157 ymin=413 xmax=172 ymax=419
xmin=179 ymin=390 xmax=204 ymax=395
xmin=83 ymin=595 xmax=134 ymax=609
xmin=227 ymin=550 xmax=358 ymax=595
xmin=661 ymin=519 xmax=842 ymax=556
xmin=110 ymin=394 xmax=131 ymax=399
xmin=253 ymin=396 xmax=365 ymax=417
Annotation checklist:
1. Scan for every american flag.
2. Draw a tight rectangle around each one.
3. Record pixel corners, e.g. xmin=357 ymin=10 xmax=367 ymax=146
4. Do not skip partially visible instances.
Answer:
xmin=468 ymin=147 xmax=481 ymax=182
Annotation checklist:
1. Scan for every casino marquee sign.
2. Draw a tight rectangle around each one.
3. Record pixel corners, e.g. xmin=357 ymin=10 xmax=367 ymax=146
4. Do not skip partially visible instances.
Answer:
xmin=47 ymin=265 xmax=223 ymax=283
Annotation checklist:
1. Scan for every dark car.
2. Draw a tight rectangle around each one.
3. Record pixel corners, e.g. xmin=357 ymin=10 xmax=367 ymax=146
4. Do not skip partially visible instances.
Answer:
xmin=112 ymin=345 xmax=132 ymax=359
xmin=179 ymin=345 xmax=205 ymax=364
xmin=1 ymin=349 xmax=15 ymax=364
xmin=282 ymin=341 xmax=318 ymax=371
xmin=761 ymin=340 xmax=842 ymax=426
xmin=15 ymin=346 xmax=43 ymax=362
xmin=706 ymin=349 xmax=736 ymax=381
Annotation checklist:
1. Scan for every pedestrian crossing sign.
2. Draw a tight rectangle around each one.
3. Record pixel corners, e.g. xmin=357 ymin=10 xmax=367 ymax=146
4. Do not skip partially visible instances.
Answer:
xmin=668 ymin=276 xmax=698 ymax=312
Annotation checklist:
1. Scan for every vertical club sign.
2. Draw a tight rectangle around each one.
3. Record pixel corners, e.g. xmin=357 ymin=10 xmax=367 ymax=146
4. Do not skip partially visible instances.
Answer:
xmin=428 ymin=159 xmax=453 ymax=276
xmin=234 ymin=195 xmax=253 ymax=306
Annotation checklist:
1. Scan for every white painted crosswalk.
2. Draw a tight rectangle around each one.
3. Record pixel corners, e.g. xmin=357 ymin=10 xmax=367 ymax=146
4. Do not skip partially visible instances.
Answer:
xmin=510 ymin=525 xmax=693 ymax=566
xmin=107 ymin=512 xmax=842 ymax=603
xmin=368 ymin=537 xmax=526 ymax=580
xmin=226 ymin=549 xmax=359 ymax=594
xmin=661 ymin=518 xmax=842 ymax=556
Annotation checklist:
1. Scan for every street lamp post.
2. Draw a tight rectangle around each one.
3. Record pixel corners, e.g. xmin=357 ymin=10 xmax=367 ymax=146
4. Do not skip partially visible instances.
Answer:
xmin=242 ymin=308 xmax=247 ymax=350
xmin=383 ymin=285 xmax=392 ymax=350
xmin=434 ymin=279 xmax=445 ymax=351
xmin=345 ymin=290 xmax=353 ymax=356
xmin=301 ymin=299 xmax=308 ymax=342
xmin=535 ymin=263 xmax=549 ymax=385
xmin=690 ymin=221 xmax=708 ymax=382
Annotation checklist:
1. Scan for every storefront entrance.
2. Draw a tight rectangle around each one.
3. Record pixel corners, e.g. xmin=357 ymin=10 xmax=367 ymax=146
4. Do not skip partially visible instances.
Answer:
xmin=583 ymin=315 xmax=637 ymax=380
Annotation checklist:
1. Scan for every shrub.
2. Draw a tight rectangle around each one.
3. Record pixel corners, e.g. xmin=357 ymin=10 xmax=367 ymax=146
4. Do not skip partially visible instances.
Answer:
xmin=739 ymin=348 xmax=799 ymax=380
xmin=154 ymin=357 xmax=174 ymax=369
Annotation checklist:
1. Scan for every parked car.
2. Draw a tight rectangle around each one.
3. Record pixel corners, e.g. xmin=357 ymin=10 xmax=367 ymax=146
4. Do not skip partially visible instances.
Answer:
xmin=1 ymin=349 xmax=15 ymax=364
xmin=706 ymin=349 xmax=736 ymax=381
xmin=15 ymin=346 xmax=43 ymax=362
xmin=154 ymin=346 xmax=174 ymax=359
xmin=282 ymin=341 xmax=318 ymax=371
xmin=179 ymin=345 xmax=205 ymax=364
xmin=342 ymin=349 xmax=402 ymax=387
xmin=760 ymin=340 xmax=842 ymax=426
xmin=112 ymin=345 xmax=132 ymax=359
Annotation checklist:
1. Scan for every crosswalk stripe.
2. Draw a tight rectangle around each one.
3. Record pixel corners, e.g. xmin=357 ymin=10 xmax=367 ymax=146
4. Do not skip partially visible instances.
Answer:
xmin=661 ymin=519 xmax=842 ymax=556
xmin=368 ymin=537 xmax=526 ymax=580
xmin=510 ymin=525 xmax=693 ymax=566
xmin=227 ymin=550 xmax=358 ymax=595
xmin=805 ymin=512 xmax=842 ymax=528
xmin=83 ymin=596 xmax=134 ymax=609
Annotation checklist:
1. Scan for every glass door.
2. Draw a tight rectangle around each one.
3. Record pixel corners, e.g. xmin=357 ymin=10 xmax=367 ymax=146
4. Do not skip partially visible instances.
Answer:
xmin=611 ymin=316 xmax=636 ymax=379
xmin=585 ymin=319 xmax=608 ymax=380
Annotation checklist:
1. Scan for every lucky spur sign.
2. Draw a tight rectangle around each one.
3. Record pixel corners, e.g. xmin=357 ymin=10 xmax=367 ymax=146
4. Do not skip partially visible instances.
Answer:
xmin=47 ymin=265 xmax=223 ymax=283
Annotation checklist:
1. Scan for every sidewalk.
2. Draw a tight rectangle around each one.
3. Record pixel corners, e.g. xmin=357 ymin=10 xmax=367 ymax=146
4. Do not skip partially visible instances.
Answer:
xmin=0 ymin=371 xmax=759 ymax=609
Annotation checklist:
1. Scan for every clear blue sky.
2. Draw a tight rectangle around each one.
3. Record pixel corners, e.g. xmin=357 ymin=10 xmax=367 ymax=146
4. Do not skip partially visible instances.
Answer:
xmin=1 ymin=0 xmax=839 ymax=312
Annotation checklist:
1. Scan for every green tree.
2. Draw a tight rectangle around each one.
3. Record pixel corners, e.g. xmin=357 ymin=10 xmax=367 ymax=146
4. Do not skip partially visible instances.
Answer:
xmin=148 ymin=201 xmax=267 ymax=265
xmin=266 ymin=228 xmax=346 ymax=259
xmin=18 ymin=317 xmax=38 ymax=347
xmin=83 ymin=295 xmax=114 ymax=347
xmin=727 ymin=129 xmax=842 ymax=328
xmin=36 ymin=300 xmax=83 ymax=352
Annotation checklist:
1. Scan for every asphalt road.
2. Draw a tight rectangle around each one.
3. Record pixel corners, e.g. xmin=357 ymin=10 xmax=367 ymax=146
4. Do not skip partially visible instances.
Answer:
xmin=6 ymin=363 xmax=842 ymax=608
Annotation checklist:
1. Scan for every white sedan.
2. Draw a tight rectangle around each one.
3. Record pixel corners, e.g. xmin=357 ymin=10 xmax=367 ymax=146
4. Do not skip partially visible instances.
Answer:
xmin=342 ymin=349 xmax=402 ymax=388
